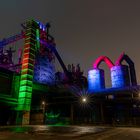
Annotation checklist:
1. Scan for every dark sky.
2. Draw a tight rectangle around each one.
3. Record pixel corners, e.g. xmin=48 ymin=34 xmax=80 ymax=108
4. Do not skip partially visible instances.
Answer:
xmin=0 ymin=0 xmax=140 ymax=85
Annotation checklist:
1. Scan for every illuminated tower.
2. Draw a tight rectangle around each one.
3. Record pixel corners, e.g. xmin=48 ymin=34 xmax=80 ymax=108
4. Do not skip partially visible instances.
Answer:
xmin=16 ymin=20 xmax=56 ymax=125
xmin=16 ymin=20 xmax=38 ymax=124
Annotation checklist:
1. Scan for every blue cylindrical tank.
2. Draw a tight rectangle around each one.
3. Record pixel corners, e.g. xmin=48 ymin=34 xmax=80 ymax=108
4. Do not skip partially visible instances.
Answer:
xmin=88 ymin=69 xmax=105 ymax=92
xmin=111 ymin=65 xmax=130 ymax=88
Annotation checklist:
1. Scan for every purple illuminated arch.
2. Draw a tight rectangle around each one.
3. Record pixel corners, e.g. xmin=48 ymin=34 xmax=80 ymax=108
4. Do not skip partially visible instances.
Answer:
xmin=115 ymin=52 xmax=137 ymax=86
xmin=93 ymin=56 xmax=114 ymax=69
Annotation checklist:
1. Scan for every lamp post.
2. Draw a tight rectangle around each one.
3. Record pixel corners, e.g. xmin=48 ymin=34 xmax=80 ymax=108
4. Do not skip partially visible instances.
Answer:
xmin=81 ymin=96 xmax=89 ymax=123
xmin=71 ymin=103 xmax=74 ymax=124
xmin=42 ymin=101 xmax=46 ymax=124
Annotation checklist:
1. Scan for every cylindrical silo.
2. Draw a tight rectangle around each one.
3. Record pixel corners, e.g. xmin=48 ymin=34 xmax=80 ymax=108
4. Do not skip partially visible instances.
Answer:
xmin=88 ymin=69 xmax=105 ymax=92
xmin=111 ymin=65 xmax=130 ymax=88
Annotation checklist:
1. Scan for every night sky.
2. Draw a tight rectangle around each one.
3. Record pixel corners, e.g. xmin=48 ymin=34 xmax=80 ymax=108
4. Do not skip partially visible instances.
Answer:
xmin=0 ymin=0 xmax=140 ymax=85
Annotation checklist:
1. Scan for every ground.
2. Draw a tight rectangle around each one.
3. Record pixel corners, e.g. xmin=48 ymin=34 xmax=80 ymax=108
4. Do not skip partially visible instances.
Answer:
xmin=0 ymin=125 xmax=140 ymax=140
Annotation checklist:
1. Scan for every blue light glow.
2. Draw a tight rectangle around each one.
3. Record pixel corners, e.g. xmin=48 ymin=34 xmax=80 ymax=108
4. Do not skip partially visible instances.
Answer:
xmin=37 ymin=22 xmax=46 ymax=30
xmin=43 ymin=27 xmax=45 ymax=31
xmin=33 ymin=55 xmax=55 ymax=85
xmin=39 ymin=24 xmax=42 ymax=29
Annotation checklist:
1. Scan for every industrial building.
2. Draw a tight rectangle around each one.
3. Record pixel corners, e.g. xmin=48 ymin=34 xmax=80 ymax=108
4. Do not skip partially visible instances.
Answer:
xmin=0 ymin=19 xmax=86 ymax=125
xmin=0 ymin=19 xmax=139 ymax=126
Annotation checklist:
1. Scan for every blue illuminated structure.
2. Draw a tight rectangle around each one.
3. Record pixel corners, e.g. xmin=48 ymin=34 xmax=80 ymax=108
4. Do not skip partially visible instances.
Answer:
xmin=111 ymin=65 xmax=130 ymax=88
xmin=88 ymin=56 xmax=114 ymax=92
xmin=33 ymin=21 xmax=56 ymax=85
xmin=33 ymin=53 xmax=55 ymax=85
xmin=88 ymin=69 xmax=105 ymax=92
xmin=88 ymin=53 xmax=137 ymax=93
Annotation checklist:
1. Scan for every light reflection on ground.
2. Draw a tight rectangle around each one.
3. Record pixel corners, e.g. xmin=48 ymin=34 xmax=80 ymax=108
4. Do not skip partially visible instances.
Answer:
xmin=0 ymin=126 xmax=140 ymax=140
xmin=0 ymin=125 xmax=107 ymax=135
